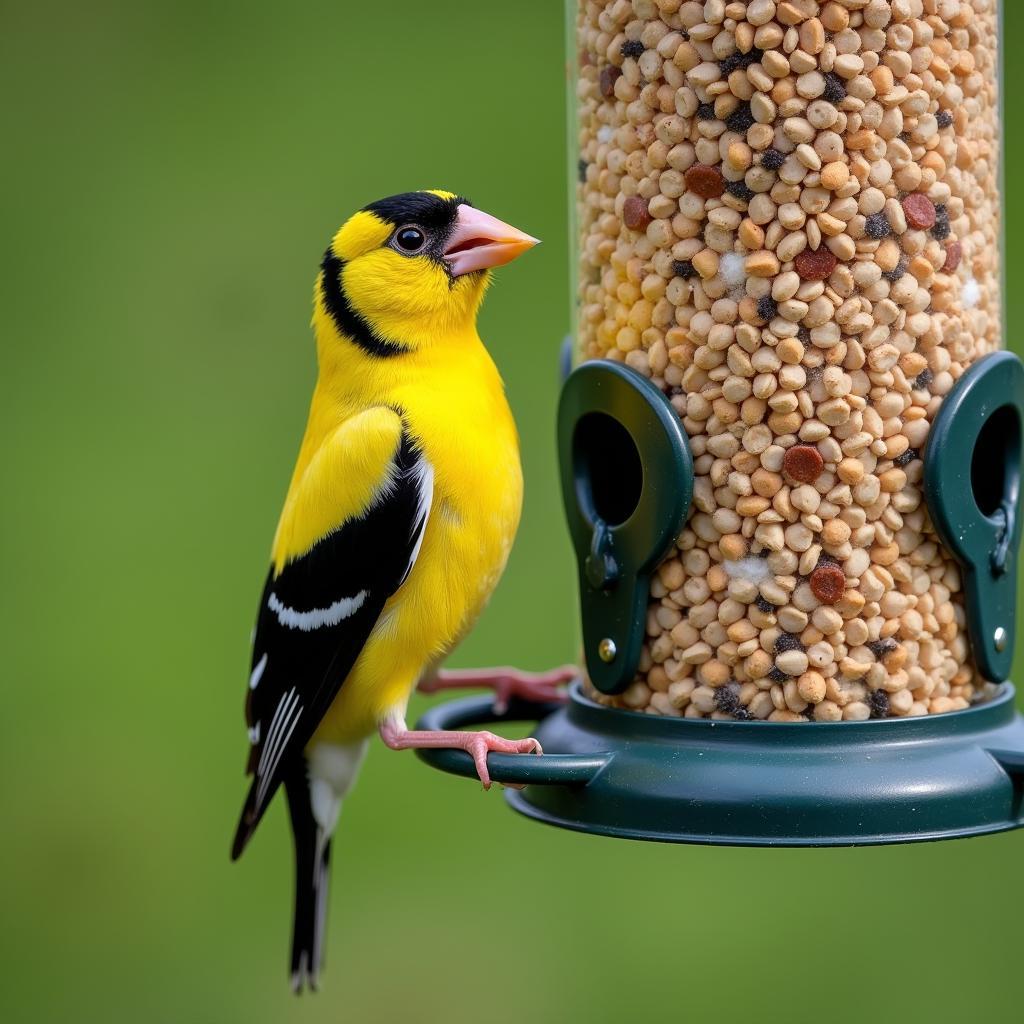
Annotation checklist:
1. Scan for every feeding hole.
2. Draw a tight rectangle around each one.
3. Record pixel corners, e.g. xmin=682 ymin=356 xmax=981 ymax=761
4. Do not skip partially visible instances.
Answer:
xmin=573 ymin=412 xmax=643 ymax=526
xmin=971 ymin=404 xmax=1021 ymax=517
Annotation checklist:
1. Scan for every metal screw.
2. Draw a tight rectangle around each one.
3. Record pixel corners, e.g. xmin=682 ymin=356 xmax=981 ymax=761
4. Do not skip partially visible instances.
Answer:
xmin=598 ymin=637 xmax=617 ymax=663
xmin=994 ymin=626 xmax=1007 ymax=652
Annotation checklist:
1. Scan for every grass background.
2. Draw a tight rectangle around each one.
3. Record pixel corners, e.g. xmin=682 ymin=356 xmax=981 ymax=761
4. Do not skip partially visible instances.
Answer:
xmin=2 ymin=1 xmax=1022 ymax=1021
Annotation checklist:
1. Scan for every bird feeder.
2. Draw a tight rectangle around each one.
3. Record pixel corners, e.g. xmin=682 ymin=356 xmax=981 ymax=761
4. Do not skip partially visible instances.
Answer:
xmin=417 ymin=0 xmax=1024 ymax=845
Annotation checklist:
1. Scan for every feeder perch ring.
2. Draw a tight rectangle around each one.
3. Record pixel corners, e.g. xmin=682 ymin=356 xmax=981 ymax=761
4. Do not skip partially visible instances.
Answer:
xmin=416 ymin=683 xmax=1024 ymax=847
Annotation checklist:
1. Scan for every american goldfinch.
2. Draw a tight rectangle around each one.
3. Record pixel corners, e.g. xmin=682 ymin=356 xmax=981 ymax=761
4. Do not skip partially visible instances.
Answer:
xmin=231 ymin=190 xmax=574 ymax=992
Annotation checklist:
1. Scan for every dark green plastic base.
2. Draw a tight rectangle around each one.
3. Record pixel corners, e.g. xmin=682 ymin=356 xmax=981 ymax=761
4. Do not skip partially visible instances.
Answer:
xmin=416 ymin=683 xmax=1024 ymax=847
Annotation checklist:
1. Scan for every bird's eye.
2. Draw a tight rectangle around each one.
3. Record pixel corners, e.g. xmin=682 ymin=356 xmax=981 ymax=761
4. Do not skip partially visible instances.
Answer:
xmin=394 ymin=226 xmax=426 ymax=253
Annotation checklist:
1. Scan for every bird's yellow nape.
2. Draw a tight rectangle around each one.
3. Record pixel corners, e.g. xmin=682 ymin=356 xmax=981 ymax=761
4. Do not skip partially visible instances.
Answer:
xmin=330 ymin=211 xmax=392 ymax=263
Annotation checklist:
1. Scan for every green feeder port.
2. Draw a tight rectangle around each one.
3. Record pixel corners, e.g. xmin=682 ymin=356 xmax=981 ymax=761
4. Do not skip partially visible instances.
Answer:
xmin=559 ymin=360 xmax=693 ymax=695
xmin=416 ymin=353 xmax=1024 ymax=846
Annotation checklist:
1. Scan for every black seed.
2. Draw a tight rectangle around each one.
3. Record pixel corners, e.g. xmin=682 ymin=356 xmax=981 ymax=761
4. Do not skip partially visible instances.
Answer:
xmin=755 ymin=595 xmax=776 ymax=614
xmin=725 ymin=178 xmax=755 ymax=202
xmin=732 ymin=707 xmax=755 ymax=721
xmin=882 ymin=258 xmax=908 ymax=283
xmin=775 ymin=632 xmax=805 ymax=655
xmin=719 ymin=47 xmax=763 ymax=75
xmin=894 ymin=447 xmax=919 ymax=468
xmin=672 ymin=259 xmax=697 ymax=278
xmin=697 ymin=102 xmax=716 ymax=121
xmin=865 ymin=212 xmax=891 ymax=239
xmin=822 ymin=72 xmax=846 ymax=104
xmin=726 ymin=102 xmax=755 ymax=133
xmin=869 ymin=689 xmax=890 ymax=719
xmin=931 ymin=204 xmax=951 ymax=240
xmin=914 ymin=367 xmax=933 ymax=391
xmin=867 ymin=638 xmax=897 ymax=659
xmin=620 ymin=39 xmax=644 ymax=59
xmin=757 ymin=295 xmax=778 ymax=321
xmin=797 ymin=326 xmax=811 ymax=344
xmin=768 ymin=666 xmax=790 ymax=683
xmin=578 ymin=159 xmax=588 ymax=183
xmin=816 ymin=553 xmax=840 ymax=570
xmin=714 ymin=684 xmax=742 ymax=714
xmin=936 ymin=109 xmax=953 ymax=129
xmin=719 ymin=53 xmax=743 ymax=75
xmin=761 ymin=147 xmax=785 ymax=170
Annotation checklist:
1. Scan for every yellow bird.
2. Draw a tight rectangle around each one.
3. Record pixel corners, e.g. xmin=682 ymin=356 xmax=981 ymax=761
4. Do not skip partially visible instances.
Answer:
xmin=231 ymin=190 xmax=573 ymax=991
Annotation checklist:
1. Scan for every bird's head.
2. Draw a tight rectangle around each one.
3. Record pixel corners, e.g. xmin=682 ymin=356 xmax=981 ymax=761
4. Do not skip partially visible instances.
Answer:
xmin=314 ymin=190 xmax=538 ymax=355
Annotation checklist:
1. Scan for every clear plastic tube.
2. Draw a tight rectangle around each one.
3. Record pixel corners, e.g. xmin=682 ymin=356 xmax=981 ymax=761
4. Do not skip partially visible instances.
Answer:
xmin=567 ymin=0 xmax=1003 ymax=721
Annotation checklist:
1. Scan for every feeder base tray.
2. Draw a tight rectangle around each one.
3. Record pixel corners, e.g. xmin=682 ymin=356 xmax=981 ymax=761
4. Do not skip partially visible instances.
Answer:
xmin=415 ymin=683 xmax=1024 ymax=847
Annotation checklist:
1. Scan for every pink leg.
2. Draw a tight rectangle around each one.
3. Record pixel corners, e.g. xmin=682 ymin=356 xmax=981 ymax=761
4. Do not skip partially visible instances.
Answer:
xmin=418 ymin=664 xmax=577 ymax=714
xmin=379 ymin=717 xmax=542 ymax=790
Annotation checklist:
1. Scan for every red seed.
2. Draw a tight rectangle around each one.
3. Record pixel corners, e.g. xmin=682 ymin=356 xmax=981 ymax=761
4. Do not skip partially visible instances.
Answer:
xmin=599 ymin=65 xmax=621 ymax=98
xmin=623 ymin=195 xmax=652 ymax=231
xmin=943 ymin=241 xmax=963 ymax=273
xmin=902 ymin=193 xmax=937 ymax=230
xmin=684 ymin=163 xmax=726 ymax=199
xmin=783 ymin=444 xmax=824 ymax=484
xmin=810 ymin=564 xmax=846 ymax=605
xmin=794 ymin=248 xmax=838 ymax=281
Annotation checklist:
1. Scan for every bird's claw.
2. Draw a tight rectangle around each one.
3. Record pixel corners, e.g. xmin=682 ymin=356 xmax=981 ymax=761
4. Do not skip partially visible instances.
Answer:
xmin=490 ymin=665 xmax=577 ymax=715
xmin=418 ymin=664 xmax=578 ymax=715
xmin=464 ymin=731 xmax=543 ymax=790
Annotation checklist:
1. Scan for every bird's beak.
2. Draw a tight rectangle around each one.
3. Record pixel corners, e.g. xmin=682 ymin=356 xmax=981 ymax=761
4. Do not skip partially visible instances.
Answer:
xmin=443 ymin=205 xmax=540 ymax=277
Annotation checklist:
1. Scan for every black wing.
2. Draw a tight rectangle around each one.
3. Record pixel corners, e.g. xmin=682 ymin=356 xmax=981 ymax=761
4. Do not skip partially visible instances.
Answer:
xmin=232 ymin=430 xmax=433 ymax=858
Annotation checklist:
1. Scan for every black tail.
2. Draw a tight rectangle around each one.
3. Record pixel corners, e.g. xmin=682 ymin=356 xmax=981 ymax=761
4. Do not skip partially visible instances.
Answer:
xmin=285 ymin=760 xmax=331 ymax=994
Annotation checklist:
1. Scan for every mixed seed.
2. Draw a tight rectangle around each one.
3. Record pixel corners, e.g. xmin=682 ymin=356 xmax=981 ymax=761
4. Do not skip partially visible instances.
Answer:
xmin=573 ymin=0 xmax=1001 ymax=720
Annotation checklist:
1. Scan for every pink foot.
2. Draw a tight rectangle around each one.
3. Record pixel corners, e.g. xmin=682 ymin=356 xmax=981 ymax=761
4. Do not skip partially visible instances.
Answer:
xmin=379 ymin=719 xmax=542 ymax=790
xmin=419 ymin=664 xmax=577 ymax=714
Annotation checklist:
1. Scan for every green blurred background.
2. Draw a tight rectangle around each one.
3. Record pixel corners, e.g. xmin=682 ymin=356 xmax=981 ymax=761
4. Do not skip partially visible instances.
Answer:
xmin=3 ymin=2 xmax=1023 ymax=1021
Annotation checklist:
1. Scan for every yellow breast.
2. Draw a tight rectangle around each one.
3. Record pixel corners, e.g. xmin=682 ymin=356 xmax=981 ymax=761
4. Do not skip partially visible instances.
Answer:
xmin=310 ymin=333 xmax=523 ymax=742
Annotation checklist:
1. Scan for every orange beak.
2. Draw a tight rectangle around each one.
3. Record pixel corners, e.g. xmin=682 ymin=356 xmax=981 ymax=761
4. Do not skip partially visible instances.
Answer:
xmin=442 ymin=205 xmax=540 ymax=277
